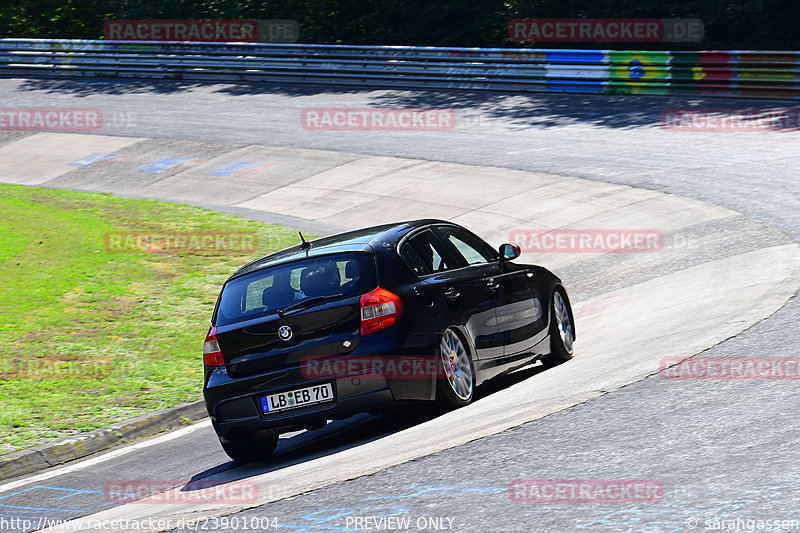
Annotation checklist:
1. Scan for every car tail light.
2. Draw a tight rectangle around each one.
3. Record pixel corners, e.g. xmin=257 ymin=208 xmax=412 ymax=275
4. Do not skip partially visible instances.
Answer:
xmin=360 ymin=287 xmax=402 ymax=336
xmin=203 ymin=326 xmax=224 ymax=367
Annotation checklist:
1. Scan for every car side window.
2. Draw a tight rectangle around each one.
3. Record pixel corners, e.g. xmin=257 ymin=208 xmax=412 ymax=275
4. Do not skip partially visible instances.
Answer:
xmin=401 ymin=228 xmax=456 ymax=276
xmin=436 ymin=226 xmax=497 ymax=265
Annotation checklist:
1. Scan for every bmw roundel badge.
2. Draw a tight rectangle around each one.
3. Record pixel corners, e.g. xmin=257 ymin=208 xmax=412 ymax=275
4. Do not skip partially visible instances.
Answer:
xmin=278 ymin=325 xmax=293 ymax=341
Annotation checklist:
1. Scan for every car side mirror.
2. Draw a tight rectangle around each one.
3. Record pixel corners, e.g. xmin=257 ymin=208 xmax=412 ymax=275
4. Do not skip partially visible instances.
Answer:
xmin=499 ymin=243 xmax=521 ymax=261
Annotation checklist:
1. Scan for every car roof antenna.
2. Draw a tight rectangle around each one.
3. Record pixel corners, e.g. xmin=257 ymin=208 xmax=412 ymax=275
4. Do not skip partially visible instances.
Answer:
xmin=299 ymin=232 xmax=311 ymax=250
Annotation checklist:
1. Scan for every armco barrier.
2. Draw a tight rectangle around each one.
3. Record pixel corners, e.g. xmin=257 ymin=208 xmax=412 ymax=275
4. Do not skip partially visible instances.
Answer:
xmin=0 ymin=39 xmax=798 ymax=99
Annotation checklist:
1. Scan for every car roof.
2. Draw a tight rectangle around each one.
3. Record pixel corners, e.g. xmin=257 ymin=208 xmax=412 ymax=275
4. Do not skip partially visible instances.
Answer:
xmin=230 ymin=219 xmax=449 ymax=279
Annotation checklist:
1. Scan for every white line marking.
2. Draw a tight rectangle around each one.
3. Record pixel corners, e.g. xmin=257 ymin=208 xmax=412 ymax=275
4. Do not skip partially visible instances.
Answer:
xmin=0 ymin=420 xmax=211 ymax=494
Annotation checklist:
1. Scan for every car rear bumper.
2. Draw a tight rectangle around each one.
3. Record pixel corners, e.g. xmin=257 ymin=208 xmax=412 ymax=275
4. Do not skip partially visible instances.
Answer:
xmin=204 ymin=340 xmax=439 ymax=439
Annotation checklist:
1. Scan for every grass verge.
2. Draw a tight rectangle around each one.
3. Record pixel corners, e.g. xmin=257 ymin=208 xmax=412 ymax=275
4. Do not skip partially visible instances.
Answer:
xmin=0 ymin=185 xmax=304 ymax=454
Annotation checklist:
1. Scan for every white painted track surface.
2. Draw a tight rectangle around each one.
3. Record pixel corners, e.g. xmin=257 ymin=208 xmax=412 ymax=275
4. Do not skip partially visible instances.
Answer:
xmin=0 ymin=132 xmax=796 ymax=531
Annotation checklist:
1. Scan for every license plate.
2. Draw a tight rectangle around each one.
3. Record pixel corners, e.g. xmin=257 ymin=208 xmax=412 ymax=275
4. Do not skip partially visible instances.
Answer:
xmin=261 ymin=383 xmax=334 ymax=414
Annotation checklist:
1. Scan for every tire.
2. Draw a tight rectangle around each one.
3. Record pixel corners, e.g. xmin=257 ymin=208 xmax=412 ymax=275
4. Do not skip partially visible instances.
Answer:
xmin=541 ymin=286 xmax=575 ymax=368
xmin=436 ymin=327 xmax=476 ymax=410
xmin=219 ymin=433 xmax=278 ymax=464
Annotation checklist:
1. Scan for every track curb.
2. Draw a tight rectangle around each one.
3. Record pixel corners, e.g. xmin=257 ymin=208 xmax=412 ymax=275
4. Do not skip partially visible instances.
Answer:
xmin=0 ymin=400 xmax=207 ymax=481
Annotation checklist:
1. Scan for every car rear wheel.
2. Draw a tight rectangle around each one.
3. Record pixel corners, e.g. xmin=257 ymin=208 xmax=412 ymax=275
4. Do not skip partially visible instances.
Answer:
xmin=436 ymin=327 xmax=476 ymax=409
xmin=219 ymin=433 xmax=279 ymax=464
xmin=541 ymin=287 xmax=575 ymax=368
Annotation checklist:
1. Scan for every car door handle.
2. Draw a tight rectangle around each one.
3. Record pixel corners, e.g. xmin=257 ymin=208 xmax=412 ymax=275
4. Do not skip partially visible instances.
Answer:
xmin=414 ymin=284 xmax=435 ymax=307
xmin=443 ymin=287 xmax=460 ymax=299
xmin=486 ymin=280 xmax=500 ymax=290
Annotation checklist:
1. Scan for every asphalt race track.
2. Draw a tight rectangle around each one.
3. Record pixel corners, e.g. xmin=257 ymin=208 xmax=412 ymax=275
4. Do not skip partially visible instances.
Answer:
xmin=0 ymin=78 xmax=798 ymax=533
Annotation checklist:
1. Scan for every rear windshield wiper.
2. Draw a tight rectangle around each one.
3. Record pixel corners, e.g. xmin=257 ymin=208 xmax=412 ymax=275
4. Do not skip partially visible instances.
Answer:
xmin=277 ymin=294 xmax=344 ymax=317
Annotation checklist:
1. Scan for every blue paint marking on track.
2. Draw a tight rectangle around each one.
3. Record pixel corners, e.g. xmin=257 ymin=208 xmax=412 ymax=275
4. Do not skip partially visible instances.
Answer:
xmin=68 ymin=153 xmax=119 ymax=167
xmin=0 ymin=486 xmax=91 ymax=513
xmin=1 ymin=485 xmax=106 ymax=499
xmin=0 ymin=503 xmax=82 ymax=513
xmin=208 ymin=161 xmax=262 ymax=176
xmin=11 ymin=486 xmax=105 ymax=501
xmin=0 ymin=513 xmax=44 ymax=517
xmin=0 ymin=485 xmax=121 ymax=531
xmin=138 ymin=157 xmax=196 ymax=173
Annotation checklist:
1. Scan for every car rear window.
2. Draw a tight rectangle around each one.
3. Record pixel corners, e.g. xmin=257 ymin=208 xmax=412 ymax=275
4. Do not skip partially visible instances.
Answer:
xmin=215 ymin=253 xmax=377 ymax=326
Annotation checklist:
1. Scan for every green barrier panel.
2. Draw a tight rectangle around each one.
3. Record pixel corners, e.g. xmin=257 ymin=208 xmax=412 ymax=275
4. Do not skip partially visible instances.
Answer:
xmin=670 ymin=52 xmax=735 ymax=82
xmin=735 ymin=52 xmax=800 ymax=94
xmin=669 ymin=52 xmax=736 ymax=97
xmin=738 ymin=68 xmax=799 ymax=83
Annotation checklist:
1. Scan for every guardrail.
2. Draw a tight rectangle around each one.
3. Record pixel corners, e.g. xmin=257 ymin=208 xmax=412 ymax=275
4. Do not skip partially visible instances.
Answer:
xmin=1 ymin=39 xmax=799 ymax=99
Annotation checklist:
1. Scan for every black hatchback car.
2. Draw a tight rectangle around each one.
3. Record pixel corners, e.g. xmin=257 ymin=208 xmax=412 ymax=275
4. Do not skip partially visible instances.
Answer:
xmin=203 ymin=220 xmax=575 ymax=463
